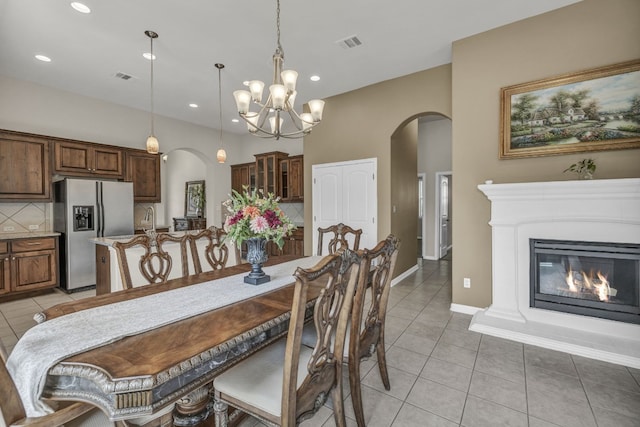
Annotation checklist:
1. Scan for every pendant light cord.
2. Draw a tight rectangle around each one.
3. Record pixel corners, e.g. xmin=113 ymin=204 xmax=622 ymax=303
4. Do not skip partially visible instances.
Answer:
xmin=149 ymin=35 xmax=155 ymax=135
xmin=218 ymin=65 xmax=223 ymax=146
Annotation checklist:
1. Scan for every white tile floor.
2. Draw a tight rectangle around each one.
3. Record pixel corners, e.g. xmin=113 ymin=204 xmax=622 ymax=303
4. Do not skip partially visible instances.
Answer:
xmin=2 ymin=257 xmax=640 ymax=427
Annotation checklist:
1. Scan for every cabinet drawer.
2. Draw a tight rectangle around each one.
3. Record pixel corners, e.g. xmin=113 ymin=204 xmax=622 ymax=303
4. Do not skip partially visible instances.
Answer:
xmin=11 ymin=237 xmax=56 ymax=253
xmin=0 ymin=241 xmax=8 ymax=255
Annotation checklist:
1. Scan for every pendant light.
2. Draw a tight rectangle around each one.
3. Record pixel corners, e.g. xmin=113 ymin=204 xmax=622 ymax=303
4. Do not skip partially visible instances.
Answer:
xmin=215 ymin=63 xmax=227 ymax=163
xmin=145 ymin=30 xmax=159 ymax=154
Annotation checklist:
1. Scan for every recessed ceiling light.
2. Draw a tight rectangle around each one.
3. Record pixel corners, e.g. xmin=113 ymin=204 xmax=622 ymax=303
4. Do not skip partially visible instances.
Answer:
xmin=70 ymin=2 xmax=91 ymax=14
xmin=231 ymin=118 xmax=239 ymax=123
xmin=143 ymin=53 xmax=156 ymax=61
xmin=189 ymin=103 xmax=198 ymax=108
xmin=35 ymin=54 xmax=52 ymax=62
xmin=310 ymin=75 xmax=320 ymax=82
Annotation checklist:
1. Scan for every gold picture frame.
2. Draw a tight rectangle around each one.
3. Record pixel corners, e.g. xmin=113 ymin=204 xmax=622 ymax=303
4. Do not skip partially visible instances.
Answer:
xmin=500 ymin=59 xmax=640 ymax=159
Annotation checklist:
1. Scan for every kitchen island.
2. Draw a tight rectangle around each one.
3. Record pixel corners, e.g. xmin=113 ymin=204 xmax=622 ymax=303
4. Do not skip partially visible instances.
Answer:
xmin=91 ymin=230 xmax=238 ymax=295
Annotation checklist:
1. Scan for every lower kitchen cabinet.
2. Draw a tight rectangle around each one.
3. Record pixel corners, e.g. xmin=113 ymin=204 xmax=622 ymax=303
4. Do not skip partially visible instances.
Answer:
xmin=267 ymin=227 xmax=304 ymax=256
xmin=0 ymin=236 xmax=58 ymax=298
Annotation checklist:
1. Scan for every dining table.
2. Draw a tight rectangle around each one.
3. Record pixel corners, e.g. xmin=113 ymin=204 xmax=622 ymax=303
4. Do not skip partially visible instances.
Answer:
xmin=6 ymin=255 xmax=324 ymax=426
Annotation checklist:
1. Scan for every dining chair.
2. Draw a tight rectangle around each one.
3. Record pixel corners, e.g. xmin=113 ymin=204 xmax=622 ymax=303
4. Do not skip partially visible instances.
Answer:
xmin=347 ymin=234 xmax=400 ymax=427
xmin=212 ymin=249 xmax=363 ymax=427
xmin=187 ymin=226 xmax=230 ymax=273
xmin=113 ymin=231 xmax=189 ymax=289
xmin=317 ymin=223 xmax=363 ymax=255
xmin=300 ymin=234 xmax=400 ymax=426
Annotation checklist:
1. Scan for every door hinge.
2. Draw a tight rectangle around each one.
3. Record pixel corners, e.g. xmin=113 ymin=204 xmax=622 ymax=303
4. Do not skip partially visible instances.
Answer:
xmin=372 ymin=217 xmax=375 ymax=223
xmin=372 ymin=173 xmax=375 ymax=180
xmin=313 ymin=215 xmax=316 ymax=221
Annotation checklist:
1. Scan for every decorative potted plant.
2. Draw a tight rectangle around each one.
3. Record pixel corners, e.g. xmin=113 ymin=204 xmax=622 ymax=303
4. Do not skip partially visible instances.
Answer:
xmin=564 ymin=158 xmax=596 ymax=180
xmin=223 ymin=187 xmax=296 ymax=284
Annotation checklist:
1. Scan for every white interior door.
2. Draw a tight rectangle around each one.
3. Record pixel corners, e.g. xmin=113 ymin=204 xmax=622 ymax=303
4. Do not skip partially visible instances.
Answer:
xmin=312 ymin=159 xmax=377 ymax=255
xmin=437 ymin=173 xmax=451 ymax=258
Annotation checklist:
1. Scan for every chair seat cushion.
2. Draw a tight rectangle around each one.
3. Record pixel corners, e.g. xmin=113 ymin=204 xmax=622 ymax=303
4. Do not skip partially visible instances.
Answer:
xmin=213 ymin=337 xmax=313 ymax=418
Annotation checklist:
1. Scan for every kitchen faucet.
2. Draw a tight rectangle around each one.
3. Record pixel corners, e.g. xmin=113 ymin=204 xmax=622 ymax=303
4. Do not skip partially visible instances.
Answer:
xmin=143 ymin=206 xmax=155 ymax=231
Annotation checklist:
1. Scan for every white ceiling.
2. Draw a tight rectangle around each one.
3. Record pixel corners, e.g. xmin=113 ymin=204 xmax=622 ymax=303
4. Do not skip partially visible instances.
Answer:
xmin=0 ymin=0 xmax=579 ymax=134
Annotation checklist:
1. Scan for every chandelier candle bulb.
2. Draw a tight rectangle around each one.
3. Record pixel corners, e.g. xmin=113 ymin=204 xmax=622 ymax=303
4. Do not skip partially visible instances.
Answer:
xmin=249 ymin=80 xmax=265 ymax=102
xmin=281 ymin=69 xmax=298 ymax=92
xmin=308 ymin=99 xmax=325 ymax=122
xmin=269 ymin=84 xmax=287 ymax=110
xmin=233 ymin=90 xmax=252 ymax=114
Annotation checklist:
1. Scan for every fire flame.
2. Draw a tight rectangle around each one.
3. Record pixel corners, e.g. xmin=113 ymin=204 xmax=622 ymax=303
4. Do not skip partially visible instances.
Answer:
xmin=564 ymin=268 xmax=612 ymax=302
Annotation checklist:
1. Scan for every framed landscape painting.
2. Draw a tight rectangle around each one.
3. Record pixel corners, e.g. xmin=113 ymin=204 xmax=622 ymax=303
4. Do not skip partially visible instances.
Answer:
xmin=500 ymin=60 xmax=640 ymax=159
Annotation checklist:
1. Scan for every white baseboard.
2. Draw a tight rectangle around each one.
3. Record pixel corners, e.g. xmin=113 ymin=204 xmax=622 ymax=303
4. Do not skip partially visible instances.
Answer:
xmin=423 ymin=255 xmax=438 ymax=260
xmin=391 ymin=264 xmax=418 ymax=287
xmin=450 ymin=303 xmax=483 ymax=315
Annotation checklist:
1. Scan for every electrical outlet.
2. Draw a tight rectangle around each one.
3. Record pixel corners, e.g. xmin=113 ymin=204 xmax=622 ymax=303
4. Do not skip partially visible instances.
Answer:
xmin=463 ymin=277 xmax=471 ymax=288
xmin=3 ymin=225 xmax=15 ymax=232
xmin=29 ymin=225 xmax=40 ymax=230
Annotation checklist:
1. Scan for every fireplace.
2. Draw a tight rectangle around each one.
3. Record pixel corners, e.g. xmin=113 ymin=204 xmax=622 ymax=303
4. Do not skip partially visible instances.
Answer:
xmin=530 ymin=239 xmax=640 ymax=324
xmin=469 ymin=178 xmax=640 ymax=368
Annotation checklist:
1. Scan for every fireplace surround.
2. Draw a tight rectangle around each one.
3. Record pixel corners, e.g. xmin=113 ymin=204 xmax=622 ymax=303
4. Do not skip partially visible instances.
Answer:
xmin=471 ymin=178 xmax=640 ymax=368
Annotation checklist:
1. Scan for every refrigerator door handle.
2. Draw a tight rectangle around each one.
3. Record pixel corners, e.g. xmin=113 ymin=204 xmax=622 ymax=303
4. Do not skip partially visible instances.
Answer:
xmin=96 ymin=181 xmax=104 ymax=237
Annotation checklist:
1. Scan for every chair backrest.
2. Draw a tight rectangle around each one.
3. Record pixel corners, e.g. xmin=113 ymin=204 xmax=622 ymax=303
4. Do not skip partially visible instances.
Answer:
xmin=316 ymin=223 xmax=363 ymax=255
xmin=281 ymin=249 xmax=362 ymax=424
xmin=350 ymin=234 xmax=400 ymax=361
xmin=188 ymin=226 xmax=230 ymax=274
xmin=113 ymin=232 xmax=189 ymax=290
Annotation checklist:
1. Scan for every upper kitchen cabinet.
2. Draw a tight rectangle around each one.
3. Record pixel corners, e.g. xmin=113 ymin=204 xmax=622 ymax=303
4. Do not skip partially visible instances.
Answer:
xmin=279 ymin=155 xmax=303 ymax=202
xmin=125 ymin=150 xmax=161 ymax=202
xmin=231 ymin=162 xmax=256 ymax=194
xmin=255 ymin=151 xmax=288 ymax=196
xmin=54 ymin=140 xmax=124 ymax=178
xmin=0 ymin=130 xmax=51 ymax=201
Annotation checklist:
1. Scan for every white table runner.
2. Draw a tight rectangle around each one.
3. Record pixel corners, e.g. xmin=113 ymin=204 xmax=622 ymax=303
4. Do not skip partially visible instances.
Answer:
xmin=7 ymin=256 xmax=322 ymax=417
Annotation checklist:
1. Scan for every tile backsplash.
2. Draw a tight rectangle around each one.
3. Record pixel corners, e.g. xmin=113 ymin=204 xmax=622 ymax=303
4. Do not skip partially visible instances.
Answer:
xmin=279 ymin=202 xmax=304 ymax=227
xmin=0 ymin=202 xmax=50 ymax=234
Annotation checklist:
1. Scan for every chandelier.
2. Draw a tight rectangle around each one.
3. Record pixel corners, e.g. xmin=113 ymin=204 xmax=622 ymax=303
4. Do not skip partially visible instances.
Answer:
xmin=145 ymin=30 xmax=159 ymax=154
xmin=233 ymin=0 xmax=325 ymax=140
xmin=215 ymin=63 xmax=227 ymax=163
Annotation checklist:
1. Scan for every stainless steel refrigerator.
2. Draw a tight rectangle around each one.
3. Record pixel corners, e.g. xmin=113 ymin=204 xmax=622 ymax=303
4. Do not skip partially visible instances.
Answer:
xmin=54 ymin=178 xmax=134 ymax=291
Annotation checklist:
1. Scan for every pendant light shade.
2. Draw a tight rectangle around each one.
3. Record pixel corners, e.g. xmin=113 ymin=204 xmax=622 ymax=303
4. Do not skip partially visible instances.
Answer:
xmin=215 ymin=63 xmax=227 ymax=163
xmin=145 ymin=30 xmax=159 ymax=154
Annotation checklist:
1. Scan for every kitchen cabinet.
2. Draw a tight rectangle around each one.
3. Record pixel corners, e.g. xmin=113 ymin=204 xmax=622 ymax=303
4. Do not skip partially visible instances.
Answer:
xmin=255 ymin=152 xmax=288 ymax=196
xmin=54 ymin=140 xmax=124 ymax=178
xmin=279 ymin=155 xmax=303 ymax=201
xmin=0 ymin=236 xmax=58 ymax=298
xmin=0 ymin=130 xmax=51 ymax=201
xmin=267 ymin=227 xmax=304 ymax=256
xmin=125 ymin=150 xmax=161 ymax=202
xmin=231 ymin=162 xmax=256 ymax=194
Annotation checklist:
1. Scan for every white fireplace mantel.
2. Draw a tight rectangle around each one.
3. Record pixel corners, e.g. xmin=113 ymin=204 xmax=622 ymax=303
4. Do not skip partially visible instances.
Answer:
xmin=470 ymin=178 xmax=640 ymax=368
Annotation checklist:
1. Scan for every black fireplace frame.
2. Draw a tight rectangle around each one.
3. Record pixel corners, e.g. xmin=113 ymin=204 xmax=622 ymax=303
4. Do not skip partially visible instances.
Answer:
xmin=530 ymin=239 xmax=640 ymax=324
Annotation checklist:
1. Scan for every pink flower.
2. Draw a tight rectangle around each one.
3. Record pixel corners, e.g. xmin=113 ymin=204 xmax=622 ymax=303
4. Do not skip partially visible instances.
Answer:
xmin=250 ymin=216 xmax=269 ymax=234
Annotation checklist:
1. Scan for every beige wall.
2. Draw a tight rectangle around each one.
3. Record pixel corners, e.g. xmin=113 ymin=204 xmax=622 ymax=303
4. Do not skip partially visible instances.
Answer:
xmin=451 ymin=0 xmax=640 ymax=307
xmin=391 ymin=120 xmax=418 ymax=276
xmin=304 ymin=64 xmax=452 ymax=276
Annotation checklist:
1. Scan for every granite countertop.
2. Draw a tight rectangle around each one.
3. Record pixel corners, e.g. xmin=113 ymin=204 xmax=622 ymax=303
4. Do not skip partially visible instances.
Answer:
xmin=0 ymin=231 xmax=61 ymax=241
xmin=91 ymin=230 xmax=196 ymax=247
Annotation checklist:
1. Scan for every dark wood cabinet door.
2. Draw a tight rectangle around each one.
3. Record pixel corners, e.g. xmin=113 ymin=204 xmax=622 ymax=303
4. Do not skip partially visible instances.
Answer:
xmin=125 ymin=151 xmax=161 ymax=202
xmin=289 ymin=155 xmax=304 ymax=201
xmin=0 ymin=241 xmax=9 ymax=295
xmin=0 ymin=131 xmax=51 ymax=201
xmin=92 ymin=146 xmax=124 ymax=177
xmin=54 ymin=141 xmax=123 ymax=178
xmin=11 ymin=249 xmax=57 ymax=291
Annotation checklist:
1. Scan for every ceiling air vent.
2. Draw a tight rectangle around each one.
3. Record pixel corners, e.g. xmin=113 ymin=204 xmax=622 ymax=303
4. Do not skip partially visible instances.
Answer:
xmin=114 ymin=72 xmax=134 ymax=80
xmin=336 ymin=35 xmax=362 ymax=49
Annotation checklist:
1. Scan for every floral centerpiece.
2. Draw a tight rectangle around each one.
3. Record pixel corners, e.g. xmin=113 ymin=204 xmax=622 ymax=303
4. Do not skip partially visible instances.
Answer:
xmin=223 ymin=187 xmax=296 ymax=284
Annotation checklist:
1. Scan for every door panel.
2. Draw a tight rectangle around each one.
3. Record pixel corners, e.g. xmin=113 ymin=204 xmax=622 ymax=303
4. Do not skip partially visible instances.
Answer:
xmin=312 ymin=159 xmax=377 ymax=255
